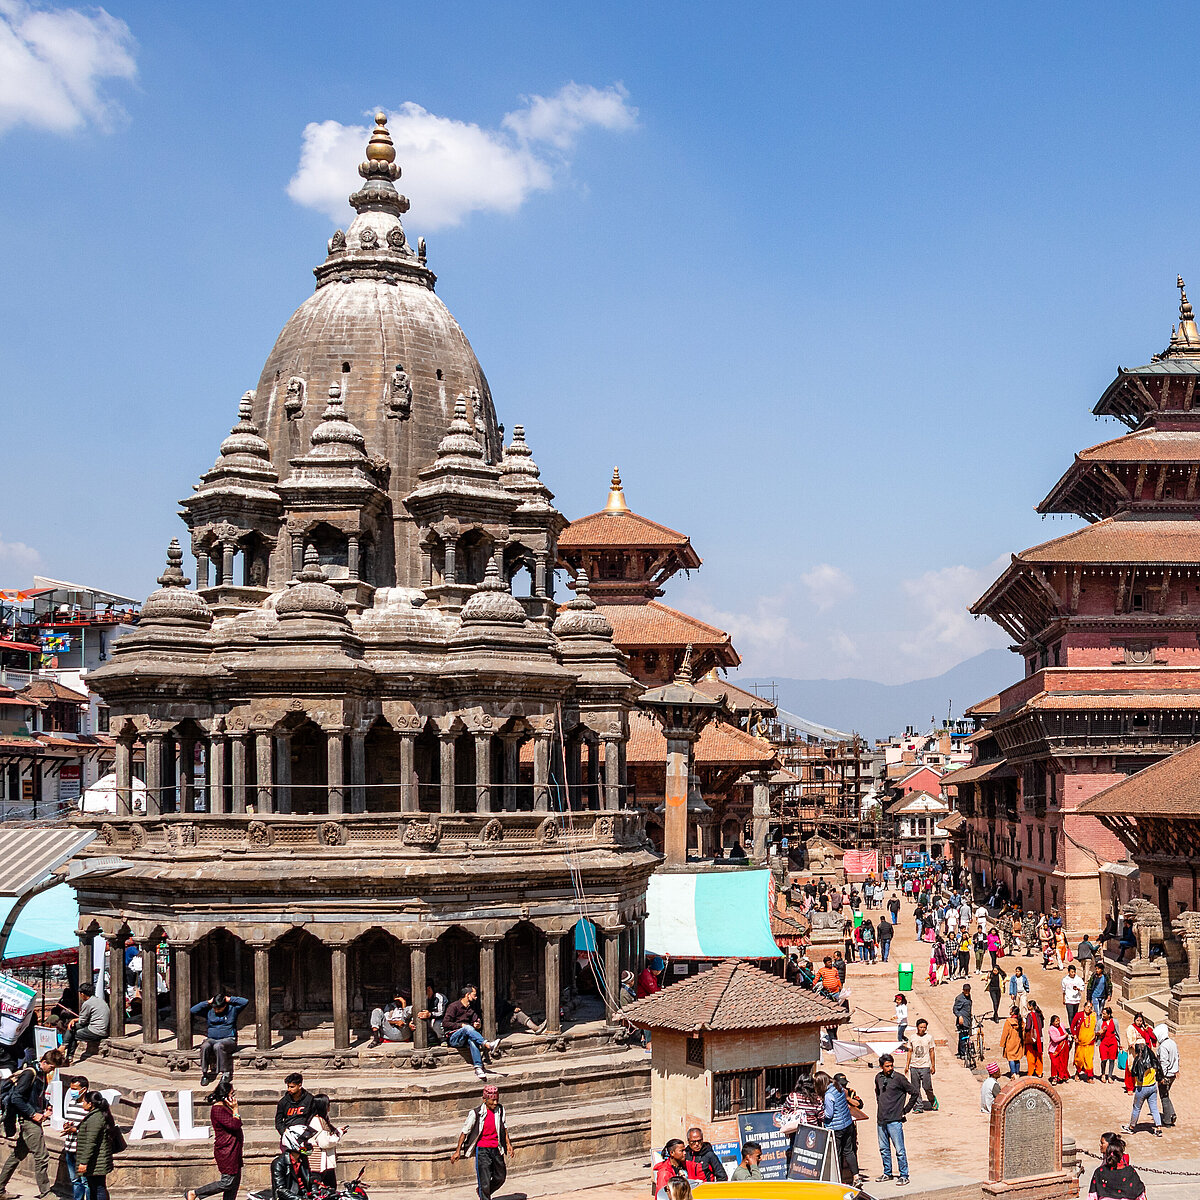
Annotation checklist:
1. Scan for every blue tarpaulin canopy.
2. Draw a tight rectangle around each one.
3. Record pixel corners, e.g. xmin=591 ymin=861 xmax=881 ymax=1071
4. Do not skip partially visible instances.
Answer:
xmin=574 ymin=918 xmax=598 ymax=954
xmin=0 ymin=883 xmax=79 ymax=963
xmin=645 ymin=868 xmax=781 ymax=959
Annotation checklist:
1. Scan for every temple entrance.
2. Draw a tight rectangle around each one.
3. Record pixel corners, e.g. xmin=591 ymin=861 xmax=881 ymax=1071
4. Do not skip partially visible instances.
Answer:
xmin=269 ymin=929 xmax=332 ymax=1028
xmin=427 ymin=926 xmax=478 ymax=1004
xmin=350 ymin=929 xmax=409 ymax=1020
xmin=288 ymin=719 xmax=327 ymax=814
xmin=500 ymin=921 xmax=543 ymax=1020
xmin=364 ymin=719 xmax=401 ymax=812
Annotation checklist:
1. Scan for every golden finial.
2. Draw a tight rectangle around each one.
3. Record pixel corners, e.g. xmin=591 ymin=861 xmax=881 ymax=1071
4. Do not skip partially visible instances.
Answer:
xmin=674 ymin=643 xmax=695 ymax=685
xmin=1177 ymin=275 xmax=1200 ymax=348
xmin=365 ymin=111 xmax=396 ymax=163
xmin=604 ymin=466 xmax=629 ymax=514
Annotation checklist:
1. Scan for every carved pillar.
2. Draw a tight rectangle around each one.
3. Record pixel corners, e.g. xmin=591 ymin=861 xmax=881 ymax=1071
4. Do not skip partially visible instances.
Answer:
xmin=566 ymin=738 xmax=581 ymax=810
xmin=196 ymin=550 xmax=209 ymax=589
xmin=602 ymin=736 xmax=621 ymax=811
xmin=410 ymin=941 xmax=430 ymax=1050
xmin=144 ymin=732 xmax=165 ymax=817
xmin=230 ymin=734 xmax=247 ymax=813
xmin=479 ymin=937 xmax=499 ymax=1040
xmin=602 ymin=927 xmax=622 ymax=1020
xmin=347 ymin=535 xmax=360 ymax=581
xmin=533 ymin=732 xmax=551 ymax=812
xmin=221 ymin=542 xmax=235 ymax=587
xmin=274 ymin=731 xmax=292 ymax=814
xmin=420 ymin=546 xmax=433 ymax=590
xmin=503 ymin=736 xmax=520 ymax=811
xmin=77 ymin=932 xmax=94 ymax=994
xmin=586 ymin=739 xmax=600 ymax=810
xmin=349 ymin=730 xmax=365 ymax=813
xmin=544 ymin=932 xmax=563 ymax=1034
xmin=172 ymin=941 xmax=194 ymax=1052
xmin=291 ymin=534 xmax=304 ymax=578
xmin=439 ymin=733 xmax=456 ymax=814
xmin=444 ymin=535 xmax=458 ymax=586
xmin=255 ymin=731 xmax=273 ymax=813
xmin=108 ymin=937 xmax=126 ymax=1039
xmin=327 ymin=728 xmax=345 ymax=814
xmin=399 ymin=733 xmax=417 ymax=812
xmin=534 ymin=551 xmax=548 ymax=599
xmin=664 ymin=733 xmax=696 ymax=868
xmin=141 ymin=939 xmax=160 ymax=1044
xmin=750 ymin=769 xmax=772 ymax=863
xmin=209 ymin=734 xmax=227 ymax=815
xmin=474 ymin=733 xmax=492 ymax=814
xmin=114 ymin=735 xmax=133 ymax=816
xmin=330 ymin=944 xmax=349 ymax=1051
xmin=253 ymin=945 xmax=271 ymax=1051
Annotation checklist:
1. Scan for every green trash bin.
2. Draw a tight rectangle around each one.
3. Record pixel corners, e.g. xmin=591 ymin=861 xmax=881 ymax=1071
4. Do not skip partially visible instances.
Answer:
xmin=898 ymin=962 xmax=914 ymax=992
xmin=852 ymin=910 xmax=863 ymax=929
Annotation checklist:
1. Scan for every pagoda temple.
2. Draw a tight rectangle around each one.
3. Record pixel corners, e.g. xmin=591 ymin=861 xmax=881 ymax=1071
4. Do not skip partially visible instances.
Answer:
xmin=953 ymin=279 xmax=1200 ymax=930
xmin=560 ymin=470 xmax=781 ymax=858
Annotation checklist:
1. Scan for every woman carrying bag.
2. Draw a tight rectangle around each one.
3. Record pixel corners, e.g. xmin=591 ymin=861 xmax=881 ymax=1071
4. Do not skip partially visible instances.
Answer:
xmin=76 ymin=1091 xmax=122 ymax=1200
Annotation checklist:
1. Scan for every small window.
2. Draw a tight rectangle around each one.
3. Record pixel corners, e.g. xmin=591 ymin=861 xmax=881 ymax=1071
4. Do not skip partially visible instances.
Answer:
xmin=1038 ymin=829 xmax=1044 ymax=861
xmin=1050 ymin=830 xmax=1058 ymax=863
xmin=1027 ymin=827 xmax=1033 ymax=856
xmin=713 ymin=1070 xmax=759 ymax=1119
xmin=1182 ymin=591 xmax=1189 ymax=606
xmin=1132 ymin=593 xmax=1144 ymax=611
xmin=686 ymin=1036 xmax=704 ymax=1067
xmin=97 ymin=707 xmax=110 ymax=733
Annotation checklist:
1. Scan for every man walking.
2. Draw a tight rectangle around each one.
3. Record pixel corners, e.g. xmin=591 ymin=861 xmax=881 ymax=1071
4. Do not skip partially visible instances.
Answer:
xmin=904 ymin=1018 xmax=937 ymax=1113
xmin=444 ymin=986 xmax=502 ymax=1080
xmin=953 ymin=984 xmax=973 ymax=1059
xmin=874 ymin=1052 xmax=916 ymax=1186
xmin=1062 ymin=965 xmax=1085 ymax=1028
xmin=452 ymin=1084 xmax=514 ymax=1200
xmin=878 ymin=915 xmax=894 ymax=963
xmin=1154 ymin=1023 xmax=1179 ymax=1127
xmin=0 ymin=1047 xmax=66 ymax=1200
xmin=190 ymin=992 xmax=250 ymax=1085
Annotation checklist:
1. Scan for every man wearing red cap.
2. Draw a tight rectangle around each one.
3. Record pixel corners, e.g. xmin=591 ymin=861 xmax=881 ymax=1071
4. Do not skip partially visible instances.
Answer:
xmin=452 ymin=1085 xmax=514 ymax=1200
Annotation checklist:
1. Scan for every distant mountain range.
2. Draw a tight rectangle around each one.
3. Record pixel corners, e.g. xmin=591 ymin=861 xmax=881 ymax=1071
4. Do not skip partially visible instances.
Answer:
xmin=742 ymin=648 xmax=1017 ymax=743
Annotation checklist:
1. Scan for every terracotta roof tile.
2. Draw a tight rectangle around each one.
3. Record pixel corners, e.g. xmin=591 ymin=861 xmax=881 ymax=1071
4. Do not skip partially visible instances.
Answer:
xmin=626 ymin=710 xmax=777 ymax=767
xmin=1017 ymin=690 xmax=1200 ymax=712
xmin=602 ymin=602 xmax=740 ymax=665
xmin=940 ymin=811 xmax=965 ymax=831
xmin=1075 ymin=429 xmax=1200 ymax=462
xmin=942 ymin=760 xmax=1014 ymax=785
xmin=21 ymin=679 xmax=88 ymax=705
xmin=1078 ymin=739 xmax=1200 ymax=817
xmin=559 ymin=509 xmax=698 ymax=554
xmin=617 ymin=957 xmax=844 ymax=1032
xmin=964 ymin=694 xmax=1001 ymax=717
xmin=693 ymin=677 xmax=777 ymax=714
xmin=1016 ymin=514 xmax=1200 ymax=565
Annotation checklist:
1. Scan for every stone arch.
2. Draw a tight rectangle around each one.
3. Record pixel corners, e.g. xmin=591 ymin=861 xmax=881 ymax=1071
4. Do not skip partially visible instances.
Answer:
xmin=306 ymin=520 xmax=350 ymax=578
xmin=270 ymin=927 xmax=333 ymax=1030
xmin=503 ymin=541 xmax=537 ymax=597
xmin=414 ymin=718 xmax=442 ymax=813
xmin=427 ymin=925 xmax=479 ymax=1005
xmin=721 ymin=816 xmax=743 ymax=855
xmin=458 ymin=527 xmax=494 ymax=586
xmin=284 ymin=715 xmax=328 ymax=814
xmin=645 ymin=818 xmax=664 ymax=855
xmin=191 ymin=926 xmax=253 ymax=1012
xmin=363 ymin=716 xmax=401 ymax=812
xmin=499 ymin=919 xmax=544 ymax=1022
xmin=349 ymin=927 xmax=410 ymax=1020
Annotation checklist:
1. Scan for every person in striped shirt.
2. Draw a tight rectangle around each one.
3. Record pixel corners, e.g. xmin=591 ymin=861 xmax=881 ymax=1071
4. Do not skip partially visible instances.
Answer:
xmin=61 ymin=1076 xmax=89 ymax=1200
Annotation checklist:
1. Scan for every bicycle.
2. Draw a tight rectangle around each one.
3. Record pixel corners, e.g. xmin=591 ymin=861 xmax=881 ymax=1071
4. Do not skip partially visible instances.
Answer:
xmin=963 ymin=1015 xmax=986 ymax=1070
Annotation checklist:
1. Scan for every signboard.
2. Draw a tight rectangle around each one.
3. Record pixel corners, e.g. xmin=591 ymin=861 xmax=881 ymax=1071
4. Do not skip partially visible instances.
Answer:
xmin=34 ymin=1025 xmax=59 ymax=1058
xmin=59 ymin=766 xmax=81 ymax=804
xmin=0 ymin=972 xmax=37 ymax=1046
xmin=21 ymin=780 xmax=34 ymax=800
xmin=737 ymin=1110 xmax=792 ymax=1180
xmin=787 ymin=1122 xmax=837 ymax=1181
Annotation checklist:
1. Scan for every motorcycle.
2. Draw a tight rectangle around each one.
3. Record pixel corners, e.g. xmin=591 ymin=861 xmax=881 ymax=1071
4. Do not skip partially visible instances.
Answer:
xmin=248 ymin=1166 xmax=370 ymax=1200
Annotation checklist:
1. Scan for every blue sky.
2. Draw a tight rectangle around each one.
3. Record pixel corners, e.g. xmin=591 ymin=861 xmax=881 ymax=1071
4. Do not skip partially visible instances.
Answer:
xmin=1 ymin=2 xmax=1197 ymax=684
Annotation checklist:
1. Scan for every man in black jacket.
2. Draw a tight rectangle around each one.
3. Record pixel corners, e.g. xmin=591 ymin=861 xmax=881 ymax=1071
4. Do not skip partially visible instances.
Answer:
xmin=953 ymin=984 xmax=973 ymax=1058
xmin=877 ymin=916 xmax=894 ymax=963
xmin=0 ymin=1048 xmax=67 ymax=1200
xmin=874 ymin=1052 xmax=916 ymax=1186
xmin=270 ymin=1126 xmax=314 ymax=1200
xmin=274 ymin=1073 xmax=318 ymax=1140
xmin=685 ymin=1127 xmax=727 ymax=1182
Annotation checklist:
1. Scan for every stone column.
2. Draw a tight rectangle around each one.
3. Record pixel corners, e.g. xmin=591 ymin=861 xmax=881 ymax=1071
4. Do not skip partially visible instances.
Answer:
xmin=420 ymin=547 xmax=433 ymax=590
xmin=664 ymin=733 xmax=696 ymax=868
xmin=602 ymin=927 xmax=622 ymax=1020
xmin=534 ymin=551 xmax=548 ymax=599
xmin=479 ymin=937 xmax=499 ymax=1040
xmin=566 ymin=738 xmax=581 ymax=810
xmin=108 ymin=937 xmax=126 ymax=1038
xmin=291 ymin=534 xmax=304 ymax=577
xmin=347 ymin=535 xmax=360 ymax=581
xmin=533 ymin=732 xmax=551 ymax=812
xmin=587 ymin=739 xmax=600 ymax=810
xmin=602 ymin=736 xmax=621 ymax=811
xmin=439 ymin=733 xmax=456 ymax=814
xmin=399 ymin=733 xmax=417 ymax=812
xmin=503 ymin=736 xmax=520 ymax=811
xmin=172 ymin=941 xmax=194 ymax=1052
xmin=221 ymin=542 xmax=235 ymax=587
xmin=209 ymin=735 xmax=227 ymax=814
xmin=410 ymin=941 xmax=430 ymax=1050
xmin=77 ymin=932 xmax=94 ymax=994
xmin=255 ymin=731 xmax=273 ymax=813
xmin=544 ymin=933 xmax=563 ymax=1033
xmin=349 ymin=730 xmax=366 ymax=813
xmin=141 ymin=939 xmax=160 ymax=1044
xmin=444 ymin=535 xmax=458 ymax=586
xmin=144 ymin=732 xmax=165 ymax=817
xmin=196 ymin=550 xmax=209 ymax=589
xmin=326 ymin=728 xmax=345 ymax=814
xmin=114 ymin=735 xmax=133 ymax=816
xmin=474 ymin=733 xmax=492 ymax=814
xmin=274 ymin=731 xmax=292 ymax=814
xmin=330 ymin=944 xmax=350 ymax=1051
xmin=230 ymin=734 xmax=247 ymax=813
xmin=750 ymin=770 xmax=772 ymax=863
xmin=253 ymin=945 xmax=271 ymax=1051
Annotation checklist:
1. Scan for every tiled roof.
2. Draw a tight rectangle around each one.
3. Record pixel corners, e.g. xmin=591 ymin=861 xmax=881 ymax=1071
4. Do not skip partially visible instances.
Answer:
xmin=940 ymin=811 xmax=966 ymax=832
xmin=1075 ymin=428 xmax=1200 ymax=462
xmin=693 ymin=676 xmax=776 ymax=714
xmin=964 ymin=694 xmax=1001 ymax=717
xmin=1017 ymin=690 xmax=1200 ymax=712
xmin=626 ymin=710 xmax=777 ymax=767
xmin=1016 ymin=514 xmax=1200 ymax=565
xmin=885 ymin=789 xmax=948 ymax=816
xmin=603 ymin=601 xmax=740 ymax=663
xmin=21 ymin=679 xmax=89 ymax=705
xmin=617 ymin=957 xmax=845 ymax=1032
xmin=559 ymin=509 xmax=697 ymax=552
xmin=1078 ymin=740 xmax=1200 ymax=817
xmin=942 ymin=760 xmax=1014 ymax=785
xmin=770 ymin=907 xmax=809 ymax=940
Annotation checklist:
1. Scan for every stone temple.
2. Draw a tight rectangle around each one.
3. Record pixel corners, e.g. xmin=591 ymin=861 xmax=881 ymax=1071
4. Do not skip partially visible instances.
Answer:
xmin=73 ymin=115 xmax=656 ymax=1191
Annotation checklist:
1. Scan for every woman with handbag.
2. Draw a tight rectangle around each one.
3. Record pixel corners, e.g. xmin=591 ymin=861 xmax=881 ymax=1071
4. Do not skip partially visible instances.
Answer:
xmin=75 ymin=1091 xmax=121 ymax=1200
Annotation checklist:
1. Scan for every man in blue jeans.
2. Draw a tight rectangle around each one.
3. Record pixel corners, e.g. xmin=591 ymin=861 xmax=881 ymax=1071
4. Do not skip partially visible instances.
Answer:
xmin=874 ymin=1052 xmax=917 ymax=1186
xmin=443 ymin=985 xmax=502 ymax=1080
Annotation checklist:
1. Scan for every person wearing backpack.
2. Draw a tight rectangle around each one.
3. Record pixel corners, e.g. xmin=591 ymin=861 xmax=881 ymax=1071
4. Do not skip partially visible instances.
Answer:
xmin=75 ymin=1091 xmax=120 ymax=1200
xmin=0 ymin=1047 xmax=67 ymax=1199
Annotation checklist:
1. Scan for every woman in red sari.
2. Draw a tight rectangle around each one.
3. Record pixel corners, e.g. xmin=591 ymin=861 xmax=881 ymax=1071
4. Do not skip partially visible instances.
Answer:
xmin=1047 ymin=1014 xmax=1071 ymax=1084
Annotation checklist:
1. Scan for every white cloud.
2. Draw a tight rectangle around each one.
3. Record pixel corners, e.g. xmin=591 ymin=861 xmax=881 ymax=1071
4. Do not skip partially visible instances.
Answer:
xmin=0 ymin=533 xmax=42 ymax=578
xmin=287 ymin=83 xmax=637 ymax=231
xmin=799 ymin=563 xmax=856 ymax=612
xmin=0 ymin=1 xmax=135 ymax=135
xmin=686 ymin=591 xmax=807 ymax=668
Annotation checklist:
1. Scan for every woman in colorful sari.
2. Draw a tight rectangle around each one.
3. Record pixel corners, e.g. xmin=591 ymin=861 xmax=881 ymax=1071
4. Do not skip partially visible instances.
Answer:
xmin=1047 ymin=1014 xmax=1071 ymax=1084
xmin=1123 ymin=1013 xmax=1156 ymax=1094
xmin=1072 ymin=1002 xmax=1097 ymax=1081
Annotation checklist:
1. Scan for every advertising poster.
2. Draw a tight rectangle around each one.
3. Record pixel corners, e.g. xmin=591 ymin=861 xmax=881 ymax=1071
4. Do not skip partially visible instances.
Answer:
xmin=737 ymin=1110 xmax=791 ymax=1180
xmin=787 ymin=1122 xmax=836 ymax=1181
xmin=0 ymin=973 xmax=37 ymax=1046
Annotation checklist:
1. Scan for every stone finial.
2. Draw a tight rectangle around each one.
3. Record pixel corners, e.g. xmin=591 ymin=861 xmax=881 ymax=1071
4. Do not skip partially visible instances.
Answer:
xmin=460 ymin=557 xmax=526 ymax=625
xmin=140 ymin=537 xmax=212 ymax=628
xmin=675 ymin=643 xmax=695 ymax=685
xmin=238 ymin=392 xmax=253 ymax=421
xmin=298 ymin=543 xmax=325 ymax=582
xmin=435 ymin=394 xmax=485 ymax=460
xmin=501 ymin=423 xmax=541 ymax=479
xmin=605 ymin=467 xmax=629 ymax=513
xmin=309 ymin=381 xmax=367 ymax=455
xmin=157 ymin=538 xmax=189 ymax=589
xmin=277 ymin=543 xmax=348 ymax=620
xmin=551 ymin=568 xmax=613 ymax=639
xmin=360 ymin=112 xmax=400 ymax=180
xmin=218 ymin=391 xmax=272 ymax=461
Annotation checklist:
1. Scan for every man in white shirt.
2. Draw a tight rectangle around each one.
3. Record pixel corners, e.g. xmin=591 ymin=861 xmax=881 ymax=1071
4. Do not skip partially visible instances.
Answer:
xmin=1061 ymin=966 xmax=1085 ymax=1028
xmin=904 ymin=1018 xmax=937 ymax=1113
xmin=1154 ymin=1023 xmax=1179 ymax=1127
xmin=979 ymin=1063 xmax=1002 ymax=1114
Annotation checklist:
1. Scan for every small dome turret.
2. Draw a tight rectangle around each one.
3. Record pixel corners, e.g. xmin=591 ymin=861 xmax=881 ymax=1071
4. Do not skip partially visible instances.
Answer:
xmin=276 ymin=544 xmax=350 ymax=620
xmin=140 ymin=540 xmax=213 ymax=628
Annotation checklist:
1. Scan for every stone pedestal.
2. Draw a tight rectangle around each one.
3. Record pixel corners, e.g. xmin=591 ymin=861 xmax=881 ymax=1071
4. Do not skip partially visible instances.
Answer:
xmin=1168 ymin=980 xmax=1200 ymax=1031
xmin=986 ymin=1078 xmax=1077 ymax=1200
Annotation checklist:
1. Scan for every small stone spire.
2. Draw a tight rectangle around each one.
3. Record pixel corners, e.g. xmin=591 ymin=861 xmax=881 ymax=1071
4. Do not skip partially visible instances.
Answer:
xmin=157 ymin=539 xmax=189 ymax=589
xmin=296 ymin=543 xmax=326 ymax=583
xmin=310 ymin=382 xmax=367 ymax=454
xmin=501 ymin=425 xmax=541 ymax=480
xmin=218 ymin=391 xmax=271 ymax=461
xmin=674 ymin=643 xmax=695 ymax=685
xmin=436 ymin=395 xmax=485 ymax=460
xmin=605 ymin=467 xmax=629 ymax=514
xmin=349 ymin=111 xmax=410 ymax=217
